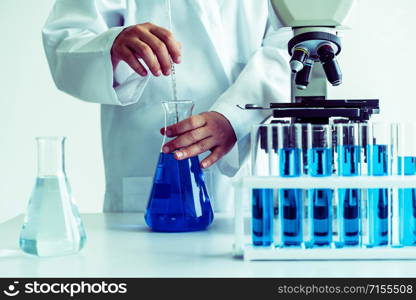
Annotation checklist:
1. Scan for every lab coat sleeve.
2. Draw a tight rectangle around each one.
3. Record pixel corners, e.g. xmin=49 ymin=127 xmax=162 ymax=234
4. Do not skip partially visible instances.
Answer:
xmin=210 ymin=15 xmax=292 ymax=177
xmin=42 ymin=0 xmax=149 ymax=106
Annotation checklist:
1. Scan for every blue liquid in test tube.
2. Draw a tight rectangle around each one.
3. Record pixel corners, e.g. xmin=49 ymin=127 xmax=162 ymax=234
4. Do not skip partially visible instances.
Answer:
xmin=398 ymin=156 xmax=416 ymax=246
xmin=308 ymin=147 xmax=333 ymax=246
xmin=338 ymin=145 xmax=361 ymax=246
xmin=252 ymin=189 xmax=274 ymax=246
xmin=279 ymin=148 xmax=302 ymax=246
xmin=367 ymin=145 xmax=389 ymax=246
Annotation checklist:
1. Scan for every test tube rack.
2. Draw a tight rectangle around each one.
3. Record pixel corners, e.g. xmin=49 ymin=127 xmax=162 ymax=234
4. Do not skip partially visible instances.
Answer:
xmin=233 ymin=175 xmax=416 ymax=261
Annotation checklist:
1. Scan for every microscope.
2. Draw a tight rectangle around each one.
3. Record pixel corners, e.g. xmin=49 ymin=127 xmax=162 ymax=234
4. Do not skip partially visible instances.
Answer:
xmin=246 ymin=0 xmax=379 ymax=124
xmin=234 ymin=1 xmax=416 ymax=257
xmin=274 ymin=0 xmax=349 ymax=95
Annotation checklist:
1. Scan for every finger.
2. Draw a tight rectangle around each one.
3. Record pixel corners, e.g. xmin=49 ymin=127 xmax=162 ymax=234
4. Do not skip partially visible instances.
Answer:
xmin=119 ymin=46 xmax=148 ymax=76
xmin=162 ymin=127 xmax=211 ymax=153
xmin=150 ymin=26 xmax=182 ymax=64
xmin=165 ymin=115 xmax=207 ymax=137
xmin=127 ymin=39 xmax=162 ymax=76
xmin=174 ymin=137 xmax=216 ymax=160
xmin=200 ymin=147 xmax=224 ymax=169
xmin=139 ymin=32 xmax=172 ymax=76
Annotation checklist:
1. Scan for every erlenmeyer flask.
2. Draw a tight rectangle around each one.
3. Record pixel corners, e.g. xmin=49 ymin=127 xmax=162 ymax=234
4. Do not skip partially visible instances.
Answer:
xmin=145 ymin=100 xmax=214 ymax=232
xmin=19 ymin=137 xmax=87 ymax=256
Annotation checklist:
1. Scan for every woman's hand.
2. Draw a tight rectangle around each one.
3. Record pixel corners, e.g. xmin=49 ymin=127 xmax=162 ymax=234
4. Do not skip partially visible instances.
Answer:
xmin=111 ymin=22 xmax=181 ymax=77
xmin=161 ymin=112 xmax=237 ymax=168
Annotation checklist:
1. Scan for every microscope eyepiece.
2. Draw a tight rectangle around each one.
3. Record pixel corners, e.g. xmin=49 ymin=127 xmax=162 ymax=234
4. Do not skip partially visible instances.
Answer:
xmin=317 ymin=44 xmax=342 ymax=86
xmin=290 ymin=47 xmax=309 ymax=73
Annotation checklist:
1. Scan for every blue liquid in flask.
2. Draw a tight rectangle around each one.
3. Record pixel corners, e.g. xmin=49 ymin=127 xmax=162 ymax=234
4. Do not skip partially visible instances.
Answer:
xmin=367 ymin=144 xmax=389 ymax=246
xmin=279 ymin=148 xmax=302 ymax=246
xmin=337 ymin=145 xmax=361 ymax=246
xmin=252 ymin=189 xmax=274 ymax=246
xmin=308 ymin=147 xmax=333 ymax=246
xmin=398 ymin=156 xmax=416 ymax=246
xmin=145 ymin=153 xmax=213 ymax=232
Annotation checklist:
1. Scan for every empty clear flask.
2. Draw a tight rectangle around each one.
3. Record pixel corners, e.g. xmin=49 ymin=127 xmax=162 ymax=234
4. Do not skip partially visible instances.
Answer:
xmin=19 ymin=137 xmax=87 ymax=256
xmin=145 ymin=100 xmax=214 ymax=232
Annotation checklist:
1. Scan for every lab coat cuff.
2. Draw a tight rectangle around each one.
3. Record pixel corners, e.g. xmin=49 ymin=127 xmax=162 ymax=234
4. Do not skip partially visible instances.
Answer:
xmin=113 ymin=72 xmax=150 ymax=106
xmin=210 ymin=102 xmax=253 ymax=177
xmin=104 ymin=27 xmax=150 ymax=106
xmin=210 ymin=102 xmax=250 ymax=142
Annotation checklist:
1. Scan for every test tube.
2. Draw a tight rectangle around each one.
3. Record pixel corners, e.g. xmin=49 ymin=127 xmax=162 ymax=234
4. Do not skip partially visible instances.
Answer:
xmin=251 ymin=125 xmax=274 ymax=246
xmin=336 ymin=124 xmax=361 ymax=246
xmin=396 ymin=123 xmax=416 ymax=246
xmin=277 ymin=124 xmax=303 ymax=246
xmin=307 ymin=125 xmax=333 ymax=246
xmin=365 ymin=123 xmax=391 ymax=247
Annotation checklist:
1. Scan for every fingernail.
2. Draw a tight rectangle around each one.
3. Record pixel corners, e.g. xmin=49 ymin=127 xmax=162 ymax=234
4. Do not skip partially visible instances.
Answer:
xmin=165 ymin=69 xmax=171 ymax=76
xmin=176 ymin=56 xmax=181 ymax=63
xmin=163 ymin=146 xmax=169 ymax=153
xmin=166 ymin=129 xmax=172 ymax=136
xmin=176 ymin=151 xmax=183 ymax=159
xmin=201 ymin=161 xmax=208 ymax=168
xmin=156 ymin=70 xmax=162 ymax=76
xmin=140 ymin=71 xmax=147 ymax=76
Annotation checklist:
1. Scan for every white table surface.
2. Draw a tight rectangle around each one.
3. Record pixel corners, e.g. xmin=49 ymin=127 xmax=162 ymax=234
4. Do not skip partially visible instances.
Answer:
xmin=1 ymin=213 xmax=416 ymax=278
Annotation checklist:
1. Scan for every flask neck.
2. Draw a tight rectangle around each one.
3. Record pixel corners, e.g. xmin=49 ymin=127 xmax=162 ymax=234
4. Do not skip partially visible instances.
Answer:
xmin=162 ymin=100 xmax=194 ymax=144
xmin=162 ymin=100 xmax=194 ymax=126
xmin=36 ymin=137 xmax=66 ymax=177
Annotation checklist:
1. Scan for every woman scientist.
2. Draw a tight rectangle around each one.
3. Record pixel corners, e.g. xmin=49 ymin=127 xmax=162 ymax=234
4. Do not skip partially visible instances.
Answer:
xmin=42 ymin=0 xmax=291 ymax=212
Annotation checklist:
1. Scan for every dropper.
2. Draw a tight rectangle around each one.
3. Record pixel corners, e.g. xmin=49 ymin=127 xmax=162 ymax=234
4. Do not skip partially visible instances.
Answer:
xmin=166 ymin=0 xmax=179 ymax=123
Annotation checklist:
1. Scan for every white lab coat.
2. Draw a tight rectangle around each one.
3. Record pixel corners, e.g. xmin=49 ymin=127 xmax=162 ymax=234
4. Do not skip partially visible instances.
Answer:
xmin=42 ymin=0 xmax=291 ymax=212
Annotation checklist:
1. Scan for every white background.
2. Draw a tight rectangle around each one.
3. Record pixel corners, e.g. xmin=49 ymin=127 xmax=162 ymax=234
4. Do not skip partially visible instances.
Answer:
xmin=0 ymin=0 xmax=415 ymax=223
